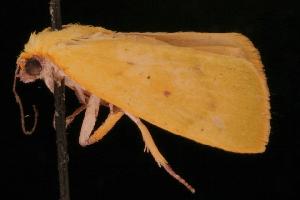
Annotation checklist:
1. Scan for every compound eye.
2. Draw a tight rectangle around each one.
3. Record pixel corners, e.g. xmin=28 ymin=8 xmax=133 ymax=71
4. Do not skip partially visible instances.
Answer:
xmin=25 ymin=58 xmax=42 ymax=76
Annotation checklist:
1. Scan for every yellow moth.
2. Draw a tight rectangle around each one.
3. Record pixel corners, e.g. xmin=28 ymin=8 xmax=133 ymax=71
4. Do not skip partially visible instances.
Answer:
xmin=14 ymin=24 xmax=270 ymax=193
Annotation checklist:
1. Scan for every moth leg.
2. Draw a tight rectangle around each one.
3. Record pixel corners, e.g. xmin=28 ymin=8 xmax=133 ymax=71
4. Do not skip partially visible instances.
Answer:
xmin=87 ymin=104 xmax=124 ymax=145
xmin=65 ymin=84 xmax=88 ymax=127
xmin=65 ymin=105 xmax=86 ymax=127
xmin=126 ymin=113 xmax=195 ymax=193
xmin=52 ymin=82 xmax=88 ymax=128
xmin=79 ymin=95 xmax=101 ymax=146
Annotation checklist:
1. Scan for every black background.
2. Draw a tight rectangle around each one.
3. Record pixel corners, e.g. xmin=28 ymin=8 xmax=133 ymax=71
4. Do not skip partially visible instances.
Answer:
xmin=1 ymin=0 xmax=298 ymax=199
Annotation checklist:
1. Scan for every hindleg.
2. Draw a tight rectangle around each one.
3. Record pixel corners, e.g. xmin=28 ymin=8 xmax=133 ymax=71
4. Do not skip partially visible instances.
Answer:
xmin=125 ymin=113 xmax=195 ymax=193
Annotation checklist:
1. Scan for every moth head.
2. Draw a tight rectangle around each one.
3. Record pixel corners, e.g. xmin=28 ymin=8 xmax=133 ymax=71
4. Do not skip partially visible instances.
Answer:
xmin=17 ymin=56 xmax=44 ymax=83
xmin=16 ymin=54 xmax=66 ymax=93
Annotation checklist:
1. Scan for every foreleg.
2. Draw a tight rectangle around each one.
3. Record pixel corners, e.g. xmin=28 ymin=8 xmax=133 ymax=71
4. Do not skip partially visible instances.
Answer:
xmin=52 ymin=80 xmax=88 ymax=128
xmin=65 ymin=83 xmax=88 ymax=127
xmin=66 ymin=105 xmax=86 ymax=127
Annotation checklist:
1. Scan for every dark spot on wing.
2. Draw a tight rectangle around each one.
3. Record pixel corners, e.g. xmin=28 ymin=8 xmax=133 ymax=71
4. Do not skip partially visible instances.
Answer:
xmin=208 ymin=101 xmax=216 ymax=111
xmin=147 ymin=75 xmax=151 ymax=79
xmin=127 ymin=62 xmax=135 ymax=65
xmin=163 ymin=90 xmax=171 ymax=97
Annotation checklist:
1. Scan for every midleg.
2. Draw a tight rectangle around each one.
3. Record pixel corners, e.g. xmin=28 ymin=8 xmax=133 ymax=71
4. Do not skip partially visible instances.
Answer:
xmin=79 ymin=95 xmax=101 ymax=146
xmin=87 ymin=105 xmax=124 ymax=145
xmin=79 ymin=101 xmax=124 ymax=146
